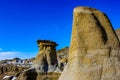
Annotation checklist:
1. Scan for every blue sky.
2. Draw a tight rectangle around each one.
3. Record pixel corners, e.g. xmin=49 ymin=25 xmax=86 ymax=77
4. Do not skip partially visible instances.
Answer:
xmin=0 ymin=0 xmax=120 ymax=60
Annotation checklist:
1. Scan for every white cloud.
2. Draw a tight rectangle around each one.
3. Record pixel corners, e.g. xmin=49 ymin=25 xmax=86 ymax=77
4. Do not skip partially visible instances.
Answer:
xmin=0 ymin=51 xmax=20 ymax=60
xmin=0 ymin=51 xmax=36 ymax=60
xmin=0 ymin=52 xmax=19 ymax=55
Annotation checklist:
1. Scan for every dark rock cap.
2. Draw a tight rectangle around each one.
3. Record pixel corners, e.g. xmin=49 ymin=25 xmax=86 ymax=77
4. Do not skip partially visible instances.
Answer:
xmin=37 ymin=40 xmax=58 ymax=46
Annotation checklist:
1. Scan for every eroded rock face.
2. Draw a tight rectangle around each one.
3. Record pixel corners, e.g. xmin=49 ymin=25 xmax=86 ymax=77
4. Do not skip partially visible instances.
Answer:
xmin=0 ymin=64 xmax=27 ymax=80
xmin=116 ymin=28 xmax=120 ymax=40
xmin=59 ymin=7 xmax=120 ymax=80
xmin=57 ymin=47 xmax=69 ymax=71
xmin=34 ymin=40 xmax=58 ymax=72
xmin=17 ymin=40 xmax=59 ymax=80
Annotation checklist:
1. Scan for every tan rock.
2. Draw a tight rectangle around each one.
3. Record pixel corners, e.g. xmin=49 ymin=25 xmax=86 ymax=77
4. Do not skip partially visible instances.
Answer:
xmin=0 ymin=64 xmax=27 ymax=80
xmin=116 ymin=28 xmax=120 ymax=40
xmin=17 ymin=40 xmax=59 ymax=80
xmin=59 ymin=7 xmax=120 ymax=80
xmin=57 ymin=47 xmax=69 ymax=71
xmin=17 ymin=68 xmax=60 ymax=80
xmin=34 ymin=40 xmax=58 ymax=72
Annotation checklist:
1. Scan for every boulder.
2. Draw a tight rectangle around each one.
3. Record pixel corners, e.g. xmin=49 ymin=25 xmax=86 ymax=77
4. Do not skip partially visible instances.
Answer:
xmin=59 ymin=7 xmax=120 ymax=80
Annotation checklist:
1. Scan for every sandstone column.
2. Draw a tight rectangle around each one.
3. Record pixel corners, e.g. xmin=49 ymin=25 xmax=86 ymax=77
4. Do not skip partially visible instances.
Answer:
xmin=59 ymin=7 xmax=120 ymax=80
xmin=34 ymin=40 xmax=58 ymax=72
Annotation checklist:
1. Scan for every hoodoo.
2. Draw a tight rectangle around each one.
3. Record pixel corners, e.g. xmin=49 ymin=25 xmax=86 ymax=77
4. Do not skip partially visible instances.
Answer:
xmin=17 ymin=40 xmax=59 ymax=80
xmin=59 ymin=7 xmax=120 ymax=80
xmin=34 ymin=40 xmax=58 ymax=72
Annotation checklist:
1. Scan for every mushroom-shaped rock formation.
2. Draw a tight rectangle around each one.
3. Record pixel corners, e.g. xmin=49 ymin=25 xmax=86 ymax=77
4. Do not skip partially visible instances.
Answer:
xmin=34 ymin=40 xmax=58 ymax=72
xmin=17 ymin=40 xmax=60 ymax=80
xmin=59 ymin=7 xmax=120 ymax=80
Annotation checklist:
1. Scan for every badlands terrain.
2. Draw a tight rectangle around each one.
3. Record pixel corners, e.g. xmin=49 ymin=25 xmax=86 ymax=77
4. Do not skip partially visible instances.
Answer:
xmin=0 ymin=7 xmax=120 ymax=80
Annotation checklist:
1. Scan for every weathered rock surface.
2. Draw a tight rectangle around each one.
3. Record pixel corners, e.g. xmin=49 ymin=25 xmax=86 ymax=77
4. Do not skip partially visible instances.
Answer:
xmin=116 ymin=28 xmax=120 ymax=40
xmin=17 ymin=70 xmax=60 ymax=80
xmin=57 ymin=47 xmax=69 ymax=71
xmin=34 ymin=40 xmax=58 ymax=73
xmin=17 ymin=40 xmax=60 ymax=80
xmin=0 ymin=64 xmax=27 ymax=80
xmin=59 ymin=7 xmax=120 ymax=80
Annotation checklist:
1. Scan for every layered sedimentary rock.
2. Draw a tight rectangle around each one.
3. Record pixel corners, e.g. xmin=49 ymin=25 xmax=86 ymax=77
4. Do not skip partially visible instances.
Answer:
xmin=17 ymin=40 xmax=60 ymax=80
xmin=34 ymin=40 xmax=58 ymax=72
xmin=0 ymin=64 xmax=27 ymax=80
xmin=57 ymin=47 xmax=69 ymax=71
xmin=59 ymin=7 xmax=120 ymax=80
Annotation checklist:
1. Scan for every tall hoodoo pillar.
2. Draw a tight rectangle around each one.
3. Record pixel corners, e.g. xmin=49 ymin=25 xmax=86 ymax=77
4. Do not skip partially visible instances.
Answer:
xmin=34 ymin=40 xmax=58 ymax=72
xmin=59 ymin=7 xmax=120 ymax=80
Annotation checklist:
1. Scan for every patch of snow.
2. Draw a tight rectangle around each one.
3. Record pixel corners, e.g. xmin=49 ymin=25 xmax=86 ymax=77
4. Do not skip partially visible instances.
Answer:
xmin=3 ymin=75 xmax=10 ymax=79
